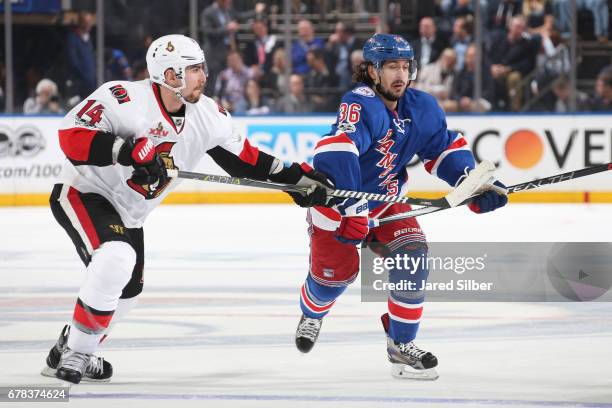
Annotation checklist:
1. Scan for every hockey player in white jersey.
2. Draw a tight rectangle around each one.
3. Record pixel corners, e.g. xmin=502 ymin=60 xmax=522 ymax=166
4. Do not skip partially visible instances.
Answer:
xmin=41 ymin=34 xmax=333 ymax=384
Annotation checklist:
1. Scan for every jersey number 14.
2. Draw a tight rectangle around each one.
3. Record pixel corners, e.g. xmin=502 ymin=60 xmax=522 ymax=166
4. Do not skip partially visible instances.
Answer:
xmin=77 ymin=100 xmax=105 ymax=126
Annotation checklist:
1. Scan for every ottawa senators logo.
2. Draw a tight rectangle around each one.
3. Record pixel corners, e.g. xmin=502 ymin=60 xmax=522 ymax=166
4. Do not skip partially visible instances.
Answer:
xmin=166 ymin=41 xmax=175 ymax=52
xmin=109 ymin=84 xmax=131 ymax=104
xmin=127 ymin=142 xmax=177 ymax=200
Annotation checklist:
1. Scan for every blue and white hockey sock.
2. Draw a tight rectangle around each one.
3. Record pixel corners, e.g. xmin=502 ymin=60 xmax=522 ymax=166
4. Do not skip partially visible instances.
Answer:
xmin=300 ymin=274 xmax=346 ymax=319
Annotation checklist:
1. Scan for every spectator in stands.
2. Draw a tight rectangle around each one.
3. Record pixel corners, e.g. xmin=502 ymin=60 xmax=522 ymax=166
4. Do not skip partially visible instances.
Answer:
xmin=387 ymin=0 xmax=404 ymax=34
xmin=291 ymin=19 xmax=325 ymax=75
xmin=449 ymin=44 xmax=494 ymax=112
xmin=275 ymin=74 xmax=313 ymax=113
xmin=350 ymin=49 xmax=365 ymax=76
xmin=523 ymin=0 xmax=554 ymax=36
xmin=214 ymin=50 xmax=257 ymax=113
xmin=305 ymin=48 xmax=339 ymax=112
xmin=449 ymin=0 xmax=475 ymax=18
xmin=488 ymin=0 xmax=522 ymax=31
xmin=66 ymin=11 xmax=96 ymax=99
xmin=201 ymin=0 xmax=240 ymax=97
xmin=326 ymin=22 xmax=364 ymax=90
xmin=201 ymin=1 xmax=266 ymax=95
xmin=486 ymin=15 xmax=540 ymax=110
xmin=412 ymin=17 xmax=449 ymax=69
xmin=105 ymin=49 xmax=133 ymax=81
xmin=243 ymin=18 xmax=282 ymax=75
xmin=133 ymin=61 xmax=149 ymax=81
xmin=554 ymin=0 xmax=609 ymax=42
xmin=23 ymin=78 xmax=64 ymax=115
xmin=451 ymin=16 xmax=473 ymax=71
xmin=590 ymin=65 xmax=612 ymax=110
xmin=545 ymin=75 xmax=590 ymax=112
xmin=531 ymin=30 xmax=570 ymax=102
xmin=242 ymin=78 xmax=272 ymax=115
xmin=415 ymin=48 xmax=457 ymax=111
xmin=261 ymin=48 xmax=289 ymax=96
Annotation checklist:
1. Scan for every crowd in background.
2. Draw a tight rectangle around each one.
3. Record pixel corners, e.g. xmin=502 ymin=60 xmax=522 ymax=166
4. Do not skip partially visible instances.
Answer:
xmin=10 ymin=0 xmax=612 ymax=115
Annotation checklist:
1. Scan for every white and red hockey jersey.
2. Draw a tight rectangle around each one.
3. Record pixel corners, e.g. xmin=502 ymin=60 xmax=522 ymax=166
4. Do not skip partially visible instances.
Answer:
xmin=57 ymin=80 xmax=260 ymax=227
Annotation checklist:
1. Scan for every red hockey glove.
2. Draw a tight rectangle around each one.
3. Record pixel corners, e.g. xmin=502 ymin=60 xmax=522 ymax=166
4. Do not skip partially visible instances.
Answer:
xmin=118 ymin=137 xmax=168 ymax=186
xmin=335 ymin=198 xmax=369 ymax=244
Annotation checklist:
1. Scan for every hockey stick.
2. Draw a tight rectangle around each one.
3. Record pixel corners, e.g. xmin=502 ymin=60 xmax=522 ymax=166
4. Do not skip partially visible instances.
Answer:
xmin=167 ymin=160 xmax=496 ymax=208
xmin=370 ymin=162 xmax=612 ymax=227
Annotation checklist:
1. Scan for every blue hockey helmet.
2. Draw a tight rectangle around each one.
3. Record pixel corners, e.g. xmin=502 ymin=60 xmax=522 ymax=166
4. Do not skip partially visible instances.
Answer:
xmin=363 ymin=33 xmax=417 ymax=80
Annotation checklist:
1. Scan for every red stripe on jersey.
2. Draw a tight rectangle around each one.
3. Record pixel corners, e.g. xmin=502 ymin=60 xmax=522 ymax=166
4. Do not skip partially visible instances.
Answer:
xmin=67 ymin=187 xmax=101 ymax=250
xmin=424 ymin=137 xmax=468 ymax=174
xmin=447 ymin=137 xmax=468 ymax=151
xmin=151 ymin=83 xmax=184 ymax=133
xmin=315 ymin=133 xmax=354 ymax=149
xmin=301 ymin=284 xmax=335 ymax=313
xmin=73 ymin=299 xmax=114 ymax=332
xmin=387 ymin=299 xmax=423 ymax=321
xmin=238 ymin=138 xmax=259 ymax=165
xmin=58 ymin=128 xmax=97 ymax=162
xmin=424 ymin=159 xmax=436 ymax=174
xmin=313 ymin=205 xmax=342 ymax=221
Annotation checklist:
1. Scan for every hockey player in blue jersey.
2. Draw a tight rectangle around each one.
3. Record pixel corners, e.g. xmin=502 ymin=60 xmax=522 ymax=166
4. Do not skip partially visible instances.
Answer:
xmin=293 ymin=33 xmax=508 ymax=380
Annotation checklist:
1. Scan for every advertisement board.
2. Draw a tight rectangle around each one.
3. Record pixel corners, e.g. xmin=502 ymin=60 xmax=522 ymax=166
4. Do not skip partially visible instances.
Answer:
xmin=0 ymin=114 xmax=610 ymax=205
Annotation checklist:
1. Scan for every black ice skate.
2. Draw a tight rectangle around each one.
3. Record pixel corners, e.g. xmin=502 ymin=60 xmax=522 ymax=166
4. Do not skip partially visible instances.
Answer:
xmin=295 ymin=314 xmax=323 ymax=353
xmin=41 ymin=325 xmax=113 ymax=382
xmin=55 ymin=347 xmax=93 ymax=385
xmin=381 ymin=313 xmax=439 ymax=380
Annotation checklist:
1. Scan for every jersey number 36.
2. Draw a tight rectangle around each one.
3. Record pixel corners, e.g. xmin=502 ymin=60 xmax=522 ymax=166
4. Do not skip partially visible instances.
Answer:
xmin=338 ymin=103 xmax=361 ymax=124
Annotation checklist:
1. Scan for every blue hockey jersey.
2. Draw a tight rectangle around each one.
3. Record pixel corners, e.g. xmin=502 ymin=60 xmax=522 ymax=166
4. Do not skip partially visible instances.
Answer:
xmin=312 ymin=84 xmax=475 ymax=217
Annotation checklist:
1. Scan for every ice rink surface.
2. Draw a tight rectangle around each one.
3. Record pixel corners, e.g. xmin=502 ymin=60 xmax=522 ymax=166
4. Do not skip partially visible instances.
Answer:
xmin=1 ymin=203 xmax=611 ymax=408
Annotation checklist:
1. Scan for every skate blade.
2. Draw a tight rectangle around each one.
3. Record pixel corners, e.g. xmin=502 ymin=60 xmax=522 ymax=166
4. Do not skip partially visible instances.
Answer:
xmin=40 ymin=366 xmax=110 ymax=383
xmin=40 ymin=366 xmax=57 ymax=378
xmin=79 ymin=377 xmax=111 ymax=383
xmin=391 ymin=363 xmax=439 ymax=381
xmin=58 ymin=380 xmax=75 ymax=388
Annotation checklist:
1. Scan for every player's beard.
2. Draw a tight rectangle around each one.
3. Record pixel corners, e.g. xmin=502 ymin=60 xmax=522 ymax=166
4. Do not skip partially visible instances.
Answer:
xmin=375 ymin=81 xmax=406 ymax=102
xmin=183 ymin=87 xmax=202 ymax=104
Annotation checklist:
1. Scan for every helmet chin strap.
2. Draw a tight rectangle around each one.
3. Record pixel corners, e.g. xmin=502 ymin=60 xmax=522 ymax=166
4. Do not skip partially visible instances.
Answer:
xmin=160 ymin=78 xmax=188 ymax=104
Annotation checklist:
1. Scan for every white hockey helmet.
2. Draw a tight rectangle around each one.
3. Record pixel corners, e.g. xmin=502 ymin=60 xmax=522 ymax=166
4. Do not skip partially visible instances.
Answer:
xmin=146 ymin=34 xmax=207 ymax=97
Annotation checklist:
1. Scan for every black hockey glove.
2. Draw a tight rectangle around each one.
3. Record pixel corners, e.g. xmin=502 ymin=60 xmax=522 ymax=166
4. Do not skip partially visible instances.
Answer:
xmin=268 ymin=162 xmax=335 ymax=208
xmin=117 ymin=137 xmax=168 ymax=186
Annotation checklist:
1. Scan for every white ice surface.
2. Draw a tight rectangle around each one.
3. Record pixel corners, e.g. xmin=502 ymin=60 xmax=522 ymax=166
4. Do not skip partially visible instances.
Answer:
xmin=1 ymin=203 xmax=611 ymax=407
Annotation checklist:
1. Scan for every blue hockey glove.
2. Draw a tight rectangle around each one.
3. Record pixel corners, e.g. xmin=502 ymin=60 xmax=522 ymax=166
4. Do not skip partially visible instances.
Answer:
xmin=468 ymin=180 xmax=508 ymax=214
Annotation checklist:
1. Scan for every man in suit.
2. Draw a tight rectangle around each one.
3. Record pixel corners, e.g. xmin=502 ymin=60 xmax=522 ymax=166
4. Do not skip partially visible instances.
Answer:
xmin=242 ymin=18 xmax=282 ymax=76
xmin=325 ymin=22 xmax=364 ymax=90
xmin=411 ymin=17 xmax=449 ymax=69
xmin=200 ymin=0 xmax=239 ymax=96
xmin=485 ymin=15 xmax=539 ymax=110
